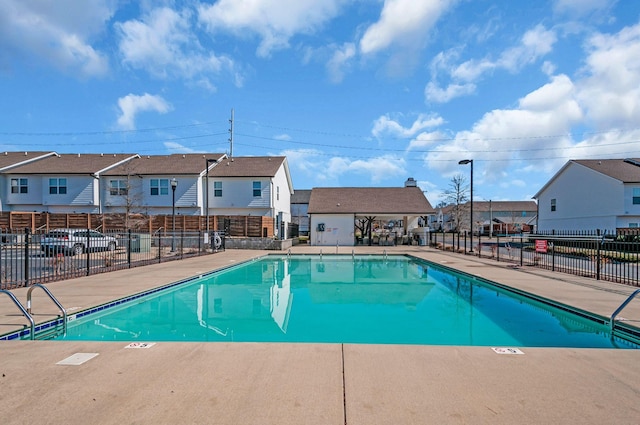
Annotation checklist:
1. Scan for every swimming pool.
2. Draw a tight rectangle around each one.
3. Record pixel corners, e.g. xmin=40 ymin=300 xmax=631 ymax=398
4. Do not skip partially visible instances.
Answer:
xmin=32 ymin=255 xmax=640 ymax=347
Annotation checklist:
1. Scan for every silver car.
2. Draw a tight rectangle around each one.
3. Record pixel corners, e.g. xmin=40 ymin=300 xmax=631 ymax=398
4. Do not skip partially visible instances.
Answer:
xmin=40 ymin=228 xmax=117 ymax=256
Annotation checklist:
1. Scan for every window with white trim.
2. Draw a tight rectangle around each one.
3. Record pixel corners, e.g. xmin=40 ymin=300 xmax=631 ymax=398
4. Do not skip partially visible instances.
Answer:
xmin=49 ymin=178 xmax=67 ymax=195
xmin=214 ymin=181 xmax=222 ymax=197
xmin=109 ymin=179 xmax=128 ymax=196
xmin=633 ymin=188 xmax=640 ymax=205
xmin=11 ymin=178 xmax=28 ymax=194
xmin=150 ymin=179 xmax=169 ymax=196
xmin=253 ymin=181 xmax=261 ymax=197
xmin=550 ymin=198 xmax=556 ymax=212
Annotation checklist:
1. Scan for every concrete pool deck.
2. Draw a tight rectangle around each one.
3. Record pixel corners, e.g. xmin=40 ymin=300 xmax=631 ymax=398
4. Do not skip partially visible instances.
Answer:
xmin=1 ymin=246 xmax=640 ymax=424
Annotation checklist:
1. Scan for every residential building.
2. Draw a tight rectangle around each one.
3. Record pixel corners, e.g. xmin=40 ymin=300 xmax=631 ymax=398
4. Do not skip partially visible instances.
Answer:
xmin=0 ymin=151 xmax=58 ymax=212
xmin=206 ymin=156 xmax=294 ymax=238
xmin=1 ymin=152 xmax=294 ymax=238
xmin=534 ymin=158 xmax=640 ymax=232
xmin=101 ymin=153 xmax=226 ymax=216
xmin=4 ymin=153 xmax=139 ymax=214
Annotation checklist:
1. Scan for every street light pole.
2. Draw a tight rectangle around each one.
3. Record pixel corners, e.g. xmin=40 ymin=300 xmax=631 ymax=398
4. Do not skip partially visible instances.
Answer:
xmin=171 ymin=178 xmax=177 ymax=252
xmin=458 ymin=159 xmax=473 ymax=253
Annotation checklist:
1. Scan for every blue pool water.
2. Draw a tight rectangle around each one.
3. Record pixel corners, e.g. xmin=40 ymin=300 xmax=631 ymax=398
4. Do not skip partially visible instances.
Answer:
xmin=52 ymin=255 xmax=637 ymax=348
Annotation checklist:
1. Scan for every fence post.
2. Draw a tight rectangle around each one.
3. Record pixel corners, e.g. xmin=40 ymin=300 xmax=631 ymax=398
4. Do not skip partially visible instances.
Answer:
xmin=552 ymin=240 xmax=555 ymax=271
xmin=24 ymin=228 xmax=30 ymax=287
xmin=520 ymin=235 xmax=523 ymax=266
xmin=198 ymin=230 xmax=202 ymax=254
xmin=464 ymin=231 xmax=467 ymax=253
xmin=158 ymin=232 xmax=162 ymax=263
xmin=477 ymin=233 xmax=482 ymax=258
xmin=127 ymin=229 xmax=132 ymax=269
xmin=596 ymin=229 xmax=601 ymax=281
xmin=180 ymin=229 xmax=184 ymax=259
xmin=86 ymin=230 xmax=91 ymax=276
xmin=496 ymin=234 xmax=500 ymax=262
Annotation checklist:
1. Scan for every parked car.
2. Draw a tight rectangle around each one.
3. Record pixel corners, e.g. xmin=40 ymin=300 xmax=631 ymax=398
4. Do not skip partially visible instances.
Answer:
xmin=40 ymin=228 xmax=117 ymax=256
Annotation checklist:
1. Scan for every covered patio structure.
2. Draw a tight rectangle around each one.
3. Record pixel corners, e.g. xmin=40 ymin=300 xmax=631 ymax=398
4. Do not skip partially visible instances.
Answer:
xmin=307 ymin=186 xmax=435 ymax=246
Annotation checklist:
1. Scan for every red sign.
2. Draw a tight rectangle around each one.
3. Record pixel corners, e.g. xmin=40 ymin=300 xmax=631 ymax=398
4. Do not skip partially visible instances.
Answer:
xmin=535 ymin=240 xmax=548 ymax=253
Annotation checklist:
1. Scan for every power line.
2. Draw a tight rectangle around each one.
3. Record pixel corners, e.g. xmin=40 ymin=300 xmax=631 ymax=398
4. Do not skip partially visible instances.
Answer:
xmin=0 ymin=121 xmax=227 ymax=137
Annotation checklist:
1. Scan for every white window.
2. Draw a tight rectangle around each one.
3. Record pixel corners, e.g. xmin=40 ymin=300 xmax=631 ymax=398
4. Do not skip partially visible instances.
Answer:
xmin=214 ymin=181 xmax=222 ymax=197
xmin=109 ymin=179 xmax=128 ymax=196
xmin=49 ymin=178 xmax=67 ymax=195
xmin=633 ymin=188 xmax=640 ymax=205
xmin=550 ymin=198 xmax=556 ymax=212
xmin=150 ymin=179 xmax=169 ymax=196
xmin=11 ymin=178 xmax=28 ymax=194
xmin=253 ymin=181 xmax=261 ymax=197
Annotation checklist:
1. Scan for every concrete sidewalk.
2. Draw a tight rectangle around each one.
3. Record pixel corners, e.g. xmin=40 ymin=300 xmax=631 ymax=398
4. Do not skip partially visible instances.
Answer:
xmin=1 ymin=246 xmax=640 ymax=424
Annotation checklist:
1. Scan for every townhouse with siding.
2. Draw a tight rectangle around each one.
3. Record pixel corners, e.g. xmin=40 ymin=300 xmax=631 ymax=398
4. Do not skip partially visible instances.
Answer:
xmin=534 ymin=158 xmax=640 ymax=232
xmin=0 ymin=152 xmax=294 ymax=238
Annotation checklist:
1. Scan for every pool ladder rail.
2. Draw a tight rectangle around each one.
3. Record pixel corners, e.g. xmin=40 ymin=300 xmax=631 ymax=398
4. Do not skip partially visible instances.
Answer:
xmin=0 ymin=283 xmax=67 ymax=340
xmin=610 ymin=289 xmax=640 ymax=335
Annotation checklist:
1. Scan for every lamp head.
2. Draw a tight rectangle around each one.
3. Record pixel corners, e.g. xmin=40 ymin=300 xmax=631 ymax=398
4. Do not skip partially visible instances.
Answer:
xmin=458 ymin=159 xmax=472 ymax=165
xmin=171 ymin=178 xmax=178 ymax=188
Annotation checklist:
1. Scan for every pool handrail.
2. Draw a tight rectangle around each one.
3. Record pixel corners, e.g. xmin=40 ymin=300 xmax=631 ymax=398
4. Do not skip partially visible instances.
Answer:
xmin=610 ymin=289 xmax=640 ymax=332
xmin=0 ymin=289 xmax=35 ymax=340
xmin=26 ymin=283 xmax=68 ymax=337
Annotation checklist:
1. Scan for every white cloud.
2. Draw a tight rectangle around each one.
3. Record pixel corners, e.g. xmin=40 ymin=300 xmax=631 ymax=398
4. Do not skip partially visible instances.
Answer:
xmin=553 ymin=0 xmax=613 ymax=16
xmin=373 ymin=114 xmax=444 ymax=138
xmin=577 ymin=22 xmax=640 ymax=128
xmin=164 ymin=141 xmax=197 ymax=153
xmin=359 ymin=0 xmax=456 ymax=55
xmin=407 ymin=131 xmax=450 ymax=151
xmin=116 ymin=93 xmax=172 ymax=130
xmin=116 ymin=7 xmax=236 ymax=86
xmin=425 ymin=74 xmax=582 ymax=181
xmin=497 ymin=25 xmax=557 ymax=72
xmin=0 ymin=0 xmax=112 ymax=77
xmin=281 ymin=148 xmax=406 ymax=184
xmin=326 ymin=43 xmax=356 ymax=83
xmin=427 ymin=24 xmax=557 ymax=104
xmin=198 ymin=0 xmax=344 ymax=58
xmin=425 ymin=81 xmax=476 ymax=103
xmin=328 ymin=155 xmax=407 ymax=183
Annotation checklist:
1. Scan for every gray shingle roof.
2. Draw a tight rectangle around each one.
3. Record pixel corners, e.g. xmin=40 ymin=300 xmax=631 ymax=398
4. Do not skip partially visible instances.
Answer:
xmin=0 ymin=151 xmax=57 ymax=171
xmin=308 ymin=187 xmax=434 ymax=215
xmin=6 ymin=153 xmax=139 ymax=174
xmin=102 ymin=153 xmax=226 ymax=176
xmin=208 ymin=156 xmax=287 ymax=178
xmin=573 ymin=159 xmax=640 ymax=183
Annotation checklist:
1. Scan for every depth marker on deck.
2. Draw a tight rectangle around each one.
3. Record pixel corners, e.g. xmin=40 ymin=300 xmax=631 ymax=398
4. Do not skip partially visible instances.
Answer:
xmin=491 ymin=347 xmax=524 ymax=355
xmin=125 ymin=342 xmax=156 ymax=349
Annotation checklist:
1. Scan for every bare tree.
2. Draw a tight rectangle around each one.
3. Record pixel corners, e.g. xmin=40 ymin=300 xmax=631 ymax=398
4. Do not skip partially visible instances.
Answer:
xmin=104 ymin=163 xmax=148 ymax=230
xmin=443 ymin=174 xmax=469 ymax=232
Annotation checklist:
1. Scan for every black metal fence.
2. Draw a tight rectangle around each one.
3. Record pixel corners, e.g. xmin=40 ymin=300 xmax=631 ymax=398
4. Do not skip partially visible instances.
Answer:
xmin=429 ymin=229 xmax=640 ymax=287
xmin=0 ymin=228 xmax=226 ymax=289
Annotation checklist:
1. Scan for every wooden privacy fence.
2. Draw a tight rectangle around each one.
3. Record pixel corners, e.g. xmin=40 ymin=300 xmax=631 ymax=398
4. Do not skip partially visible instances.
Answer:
xmin=0 ymin=212 xmax=275 ymax=238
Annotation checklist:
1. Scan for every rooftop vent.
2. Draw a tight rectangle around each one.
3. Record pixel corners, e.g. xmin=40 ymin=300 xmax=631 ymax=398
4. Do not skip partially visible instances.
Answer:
xmin=624 ymin=158 xmax=640 ymax=168
xmin=405 ymin=177 xmax=417 ymax=187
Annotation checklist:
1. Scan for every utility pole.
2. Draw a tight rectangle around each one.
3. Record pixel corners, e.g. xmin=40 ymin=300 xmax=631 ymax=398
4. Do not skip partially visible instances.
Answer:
xmin=229 ymin=108 xmax=234 ymax=157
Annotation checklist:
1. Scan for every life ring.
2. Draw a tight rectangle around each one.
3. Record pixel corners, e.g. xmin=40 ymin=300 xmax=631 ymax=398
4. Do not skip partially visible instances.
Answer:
xmin=213 ymin=233 xmax=222 ymax=249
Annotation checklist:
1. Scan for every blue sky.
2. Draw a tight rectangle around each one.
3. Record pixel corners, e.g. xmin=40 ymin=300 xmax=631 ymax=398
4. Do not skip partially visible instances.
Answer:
xmin=1 ymin=0 xmax=640 ymax=206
